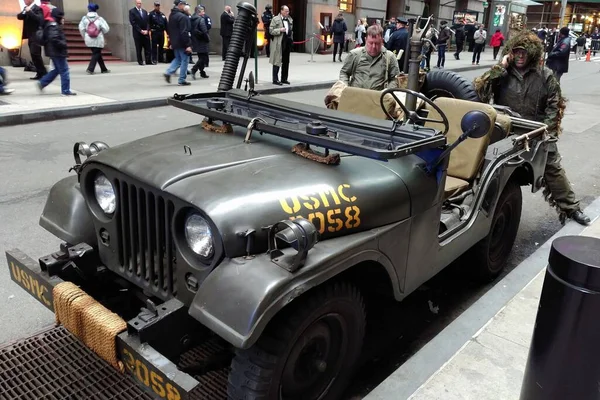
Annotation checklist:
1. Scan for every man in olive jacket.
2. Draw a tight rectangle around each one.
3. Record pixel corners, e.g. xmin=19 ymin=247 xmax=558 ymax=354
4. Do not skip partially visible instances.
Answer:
xmin=269 ymin=5 xmax=293 ymax=85
xmin=339 ymin=24 xmax=399 ymax=90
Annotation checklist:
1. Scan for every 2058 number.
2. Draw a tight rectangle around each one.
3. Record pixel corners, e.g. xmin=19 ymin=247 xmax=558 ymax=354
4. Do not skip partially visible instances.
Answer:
xmin=122 ymin=348 xmax=181 ymax=400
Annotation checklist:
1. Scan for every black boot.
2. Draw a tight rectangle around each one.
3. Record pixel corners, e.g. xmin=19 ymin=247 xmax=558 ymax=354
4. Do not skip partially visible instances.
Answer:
xmin=272 ymin=66 xmax=281 ymax=85
xmin=570 ymin=210 xmax=591 ymax=226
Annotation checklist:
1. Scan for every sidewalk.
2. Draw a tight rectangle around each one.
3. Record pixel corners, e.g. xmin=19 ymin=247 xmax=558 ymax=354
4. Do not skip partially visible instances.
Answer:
xmin=0 ymin=50 xmax=496 ymax=123
xmin=366 ymin=197 xmax=600 ymax=400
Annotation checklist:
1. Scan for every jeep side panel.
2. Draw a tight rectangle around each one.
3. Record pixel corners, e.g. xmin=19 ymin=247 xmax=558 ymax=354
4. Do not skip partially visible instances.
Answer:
xmin=39 ymin=176 xmax=96 ymax=246
xmin=188 ymin=219 xmax=411 ymax=349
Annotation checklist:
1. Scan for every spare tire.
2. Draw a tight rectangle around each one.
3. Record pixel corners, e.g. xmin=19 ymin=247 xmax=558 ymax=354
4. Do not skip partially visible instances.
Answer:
xmin=421 ymin=69 xmax=480 ymax=102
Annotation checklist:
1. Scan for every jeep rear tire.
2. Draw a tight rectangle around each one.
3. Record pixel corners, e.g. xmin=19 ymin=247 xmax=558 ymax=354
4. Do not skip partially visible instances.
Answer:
xmin=421 ymin=69 xmax=480 ymax=102
xmin=227 ymin=282 xmax=366 ymax=400
xmin=465 ymin=179 xmax=523 ymax=282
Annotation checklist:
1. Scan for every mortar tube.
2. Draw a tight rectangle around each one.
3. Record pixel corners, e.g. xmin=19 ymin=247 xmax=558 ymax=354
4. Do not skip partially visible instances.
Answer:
xmin=217 ymin=2 xmax=258 ymax=92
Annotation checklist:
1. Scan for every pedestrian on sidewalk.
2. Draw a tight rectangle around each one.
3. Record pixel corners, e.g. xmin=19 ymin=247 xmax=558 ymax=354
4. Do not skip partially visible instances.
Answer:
xmin=149 ymin=2 xmax=168 ymax=64
xmin=331 ymin=13 xmax=347 ymax=62
xmin=0 ymin=67 xmax=15 ymax=95
xmin=17 ymin=0 xmax=47 ymax=80
xmin=129 ymin=0 xmax=151 ymax=66
xmin=472 ymin=25 xmax=486 ymax=65
xmin=575 ymin=34 xmax=586 ymax=60
xmin=546 ymin=27 xmax=570 ymax=83
xmin=78 ymin=3 xmax=110 ymax=75
xmin=38 ymin=8 xmax=76 ymax=96
xmin=436 ymin=20 xmax=451 ymax=68
xmin=386 ymin=17 xmax=409 ymax=72
xmin=490 ymin=29 xmax=504 ymax=60
xmin=453 ymin=24 xmax=465 ymax=60
xmin=269 ymin=5 xmax=293 ymax=85
xmin=220 ymin=5 xmax=235 ymax=60
xmin=261 ymin=5 xmax=273 ymax=57
xmin=190 ymin=6 xmax=209 ymax=79
xmin=474 ymin=30 xmax=590 ymax=226
xmin=354 ymin=19 xmax=366 ymax=47
xmin=163 ymin=0 xmax=192 ymax=86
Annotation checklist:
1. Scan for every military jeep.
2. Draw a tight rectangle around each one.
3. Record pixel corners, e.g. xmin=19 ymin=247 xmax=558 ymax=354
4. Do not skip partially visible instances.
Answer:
xmin=5 ymin=6 xmax=549 ymax=400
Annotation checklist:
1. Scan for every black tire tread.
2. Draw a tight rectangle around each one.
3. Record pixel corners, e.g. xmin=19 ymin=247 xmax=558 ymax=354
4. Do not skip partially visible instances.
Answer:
xmin=227 ymin=281 xmax=366 ymax=400
xmin=466 ymin=179 xmax=523 ymax=282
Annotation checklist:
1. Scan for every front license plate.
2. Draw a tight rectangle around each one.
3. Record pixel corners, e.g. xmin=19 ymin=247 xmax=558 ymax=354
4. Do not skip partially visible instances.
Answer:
xmin=6 ymin=249 xmax=57 ymax=312
xmin=117 ymin=332 xmax=199 ymax=400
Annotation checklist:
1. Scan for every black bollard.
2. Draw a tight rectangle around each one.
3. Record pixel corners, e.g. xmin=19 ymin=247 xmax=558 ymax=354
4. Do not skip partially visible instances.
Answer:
xmin=520 ymin=235 xmax=600 ymax=400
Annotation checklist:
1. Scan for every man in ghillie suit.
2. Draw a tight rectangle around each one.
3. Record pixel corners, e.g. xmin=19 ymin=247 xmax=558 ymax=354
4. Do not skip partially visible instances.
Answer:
xmin=474 ymin=30 xmax=591 ymax=226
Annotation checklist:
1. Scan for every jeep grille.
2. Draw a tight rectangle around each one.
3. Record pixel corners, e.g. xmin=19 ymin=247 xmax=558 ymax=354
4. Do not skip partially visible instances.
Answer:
xmin=115 ymin=179 xmax=177 ymax=298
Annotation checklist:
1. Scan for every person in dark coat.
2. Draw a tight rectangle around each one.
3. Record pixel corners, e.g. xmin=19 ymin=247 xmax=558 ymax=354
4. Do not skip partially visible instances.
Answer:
xmin=129 ymin=0 xmax=151 ymax=65
xmin=149 ymin=1 xmax=168 ymax=63
xmin=330 ymin=13 xmax=347 ymax=62
xmin=163 ymin=0 xmax=192 ymax=85
xmin=190 ymin=5 xmax=210 ymax=79
xmin=453 ymin=24 xmax=465 ymax=60
xmin=546 ymin=26 xmax=571 ymax=82
xmin=38 ymin=8 xmax=75 ymax=96
xmin=220 ymin=5 xmax=235 ymax=60
xmin=17 ymin=0 xmax=47 ymax=79
xmin=385 ymin=17 xmax=408 ymax=72
xmin=261 ymin=4 xmax=273 ymax=57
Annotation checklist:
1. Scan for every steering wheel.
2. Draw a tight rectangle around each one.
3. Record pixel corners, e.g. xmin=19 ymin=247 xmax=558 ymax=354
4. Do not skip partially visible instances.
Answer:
xmin=380 ymin=87 xmax=450 ymax=136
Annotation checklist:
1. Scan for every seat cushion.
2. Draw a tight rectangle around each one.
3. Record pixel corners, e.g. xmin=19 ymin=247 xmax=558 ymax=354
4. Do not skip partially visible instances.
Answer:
xmin=444 ymin=176 xmax=470 ymax=198
xmin=491 ymin=113 xmax=512 ymax=144
xmin=425 ymin=97 xmax=497 ymax=181
xmin=337 ymin=87 xmax=425 ymax=120
xmin=337 ymin=87 xmax=396 ymax=120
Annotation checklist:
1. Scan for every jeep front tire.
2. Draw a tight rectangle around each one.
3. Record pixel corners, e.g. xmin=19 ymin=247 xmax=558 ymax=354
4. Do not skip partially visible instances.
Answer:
xmin=227 ymin=282 xmax=366 ymax=400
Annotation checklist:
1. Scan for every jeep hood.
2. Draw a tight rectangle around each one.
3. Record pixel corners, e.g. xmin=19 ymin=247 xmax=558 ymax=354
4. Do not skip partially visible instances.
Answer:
xmin=88 ymin=125 xmax=416 ymax=256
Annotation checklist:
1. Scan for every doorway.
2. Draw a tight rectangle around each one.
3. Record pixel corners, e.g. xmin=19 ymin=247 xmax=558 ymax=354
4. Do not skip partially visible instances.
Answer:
xmin=273 ymin=0 xmax=307 ymax=52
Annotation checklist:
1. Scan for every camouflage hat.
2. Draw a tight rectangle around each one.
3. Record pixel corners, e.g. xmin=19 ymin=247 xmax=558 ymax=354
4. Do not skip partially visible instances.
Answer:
xmin=501 ymin=30 xmax=544 ymax=67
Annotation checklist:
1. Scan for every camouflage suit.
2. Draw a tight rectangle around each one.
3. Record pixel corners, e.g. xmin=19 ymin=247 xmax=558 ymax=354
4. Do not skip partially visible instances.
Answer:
xmin=475 ymin=31 xmax=587 ymax=225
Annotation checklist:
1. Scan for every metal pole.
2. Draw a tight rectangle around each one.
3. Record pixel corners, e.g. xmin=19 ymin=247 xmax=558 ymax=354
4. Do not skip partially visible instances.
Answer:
xmin=308 ymin=35 xmax=316 ymax=62
xmin=254 ymin=0 xmax=258 ymax=83
xmin=559 ymin=0 xmax=568 ymax=27
xmin=520 ymin=235 xmax=600 ymax=400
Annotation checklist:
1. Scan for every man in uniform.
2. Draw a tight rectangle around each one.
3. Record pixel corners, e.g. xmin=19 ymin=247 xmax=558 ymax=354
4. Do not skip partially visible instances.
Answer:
xmin=474 ymin=30 xmax=591 ymax=226
xmin=149 ymin=2 xmax=168 ymax=64
xmin=339 ymin=24 xmax=399 ymax=90
xmin=261 ymin=4 xmax=274 ymax=57
xmin=385 ymin=17 xmax=408 ymax=72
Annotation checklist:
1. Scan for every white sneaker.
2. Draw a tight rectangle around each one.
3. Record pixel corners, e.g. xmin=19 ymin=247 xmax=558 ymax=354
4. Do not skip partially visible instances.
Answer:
xmin=0 ymin=89 xmax=14 ymax=95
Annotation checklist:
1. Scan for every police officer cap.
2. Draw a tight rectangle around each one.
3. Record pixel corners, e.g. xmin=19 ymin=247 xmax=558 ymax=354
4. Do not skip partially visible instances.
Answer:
xmin=266 ymin=4 xmax=272 ymax=9
xmin=173 ymin=0 xmax=186 ymax=5
xmin=154 ymin=1 xmax=160 ymax=5
xmin=397 ymin=17 xmax=408 ymax=24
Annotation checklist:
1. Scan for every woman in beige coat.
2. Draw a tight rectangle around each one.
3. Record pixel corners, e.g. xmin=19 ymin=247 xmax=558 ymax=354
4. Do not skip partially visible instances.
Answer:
xmin=269 ymin=6 xmax=293 ymax=85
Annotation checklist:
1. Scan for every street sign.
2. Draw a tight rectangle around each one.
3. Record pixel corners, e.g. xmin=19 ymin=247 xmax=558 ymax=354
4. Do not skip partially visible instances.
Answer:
xmin=483 ymin=2 xmax=489 ymax=8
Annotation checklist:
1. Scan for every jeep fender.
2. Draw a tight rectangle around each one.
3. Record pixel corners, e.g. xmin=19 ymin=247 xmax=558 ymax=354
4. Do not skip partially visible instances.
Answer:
xmin=39 ymin=175 xmax=96 ymax=246
xmin=188 ymin=223 xmax=405 ymax=349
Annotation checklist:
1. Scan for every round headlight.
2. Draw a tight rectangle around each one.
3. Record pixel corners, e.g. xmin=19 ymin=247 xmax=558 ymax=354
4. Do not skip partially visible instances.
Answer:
xmin=94 ymin=173 xmax=116 ymax=215
xmin=185 ymin=214 xmax=214 ymax=258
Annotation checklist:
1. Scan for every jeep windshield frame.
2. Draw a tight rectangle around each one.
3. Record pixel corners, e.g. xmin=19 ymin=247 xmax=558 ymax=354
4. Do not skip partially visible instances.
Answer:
xmin=167 ymin=89 xmax=448 ymax=161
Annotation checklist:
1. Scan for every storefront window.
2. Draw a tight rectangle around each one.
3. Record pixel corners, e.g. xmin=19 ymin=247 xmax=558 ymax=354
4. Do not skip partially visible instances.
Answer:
xmin=338 ymin=0 xmax=354 ymax=13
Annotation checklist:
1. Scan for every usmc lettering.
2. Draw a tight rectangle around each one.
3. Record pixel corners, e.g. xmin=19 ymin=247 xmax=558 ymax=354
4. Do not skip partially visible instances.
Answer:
xmin=279 ymin=184 xmax=362 ymax=233
xmin=9 ymin=261 xmax=51 ymax=307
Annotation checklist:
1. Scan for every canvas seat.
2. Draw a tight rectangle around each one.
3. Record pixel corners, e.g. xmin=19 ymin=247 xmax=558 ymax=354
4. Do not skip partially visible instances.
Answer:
xmin=337 ymin=86 xmax=424 ymax=120
xmin=490 ymin=113 xmax=512 ymax=144
xmin=424 ymin=97 xmax=498 ymax=199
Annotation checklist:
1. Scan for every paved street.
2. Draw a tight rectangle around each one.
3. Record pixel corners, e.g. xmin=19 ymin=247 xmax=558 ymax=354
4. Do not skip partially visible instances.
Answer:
xmin=0 ymin=54 xmax=599 ymax=399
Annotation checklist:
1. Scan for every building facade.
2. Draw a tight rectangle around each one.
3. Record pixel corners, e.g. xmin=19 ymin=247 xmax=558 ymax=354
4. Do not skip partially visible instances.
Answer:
xmin=1 ymin=0 xmax=495 ymax=66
